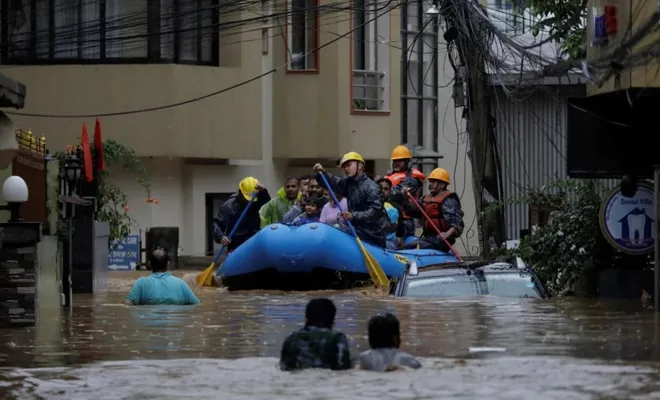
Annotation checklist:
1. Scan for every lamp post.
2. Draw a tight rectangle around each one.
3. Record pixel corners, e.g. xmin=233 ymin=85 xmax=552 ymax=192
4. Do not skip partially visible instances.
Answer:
xmin=63 ymin=153 xmax=82 ymax=196
xmin=1 ymin=176 xmax=29 ymax=222
xmin=60 ymin=152 xmax=82 ymax=308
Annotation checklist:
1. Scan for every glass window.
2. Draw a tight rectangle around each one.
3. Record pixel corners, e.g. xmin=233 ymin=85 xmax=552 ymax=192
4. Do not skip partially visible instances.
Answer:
xmin=483 ymin=273 xmax=543 ymax=298
xmin=1 ymin=0 xmax=219 ymax=65
xmin=404 ymin=272 xmax=543 ymax=298
xmin=404 ymin=276 xmax=478 ymax=298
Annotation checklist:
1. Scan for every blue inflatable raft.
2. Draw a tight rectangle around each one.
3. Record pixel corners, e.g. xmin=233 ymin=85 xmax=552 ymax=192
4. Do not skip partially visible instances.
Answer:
xmin=218 ymin=223 xmax=459 ymax=290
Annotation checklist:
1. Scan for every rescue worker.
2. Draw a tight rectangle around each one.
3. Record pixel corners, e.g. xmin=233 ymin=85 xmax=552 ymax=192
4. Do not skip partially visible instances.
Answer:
xmin=259 ymin=176 xmax=301 ymax=227
xmin=385 ymin=145 xmax=426 ymax=238
xmin=313 ymin=152 xmax=389 ymax=248
xmin=212 ymin=177 xmax=271 ymax=252
xmin=404 ymin=168 xmax=464 ymax=251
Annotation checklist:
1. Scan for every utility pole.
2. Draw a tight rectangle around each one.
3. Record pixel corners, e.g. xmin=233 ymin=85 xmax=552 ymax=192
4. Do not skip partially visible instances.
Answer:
xmin=445 ymin=0 xmax=504 ymax=259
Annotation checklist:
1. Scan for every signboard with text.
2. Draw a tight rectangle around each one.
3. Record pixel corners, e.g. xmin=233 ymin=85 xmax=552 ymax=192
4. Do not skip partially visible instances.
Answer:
xmin=108 ymin=235 xmax=140 ymax=271
xmin=599 ymin=183 xmax=655 ymax=255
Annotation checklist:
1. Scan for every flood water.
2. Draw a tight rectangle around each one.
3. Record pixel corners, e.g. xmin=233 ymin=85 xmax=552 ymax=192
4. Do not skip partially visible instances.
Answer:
xmin=2 ymin=271 xmax=660 ymax=399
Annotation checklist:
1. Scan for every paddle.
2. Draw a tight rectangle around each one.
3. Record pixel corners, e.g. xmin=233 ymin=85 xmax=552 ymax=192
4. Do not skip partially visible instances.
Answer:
xmin=318 ymin=172 xmax=390 ymax=288
xmin=404 ymin=191 xmax=463 ymax=262
xmin=196 ymin=191 xmax=259 ymax=287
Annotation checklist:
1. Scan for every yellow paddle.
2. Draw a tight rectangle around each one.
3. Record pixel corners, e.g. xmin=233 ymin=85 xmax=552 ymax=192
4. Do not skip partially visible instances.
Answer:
xmin=196 ymin=191 xmax=259 ymax=287
xmin=318 ymin=173 xmax=389 ymax=288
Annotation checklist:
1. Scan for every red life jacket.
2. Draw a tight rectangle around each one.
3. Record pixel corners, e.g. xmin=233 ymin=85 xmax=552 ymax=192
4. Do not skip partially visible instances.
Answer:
xmin=421 ymin=191 xmax=456 ymax=235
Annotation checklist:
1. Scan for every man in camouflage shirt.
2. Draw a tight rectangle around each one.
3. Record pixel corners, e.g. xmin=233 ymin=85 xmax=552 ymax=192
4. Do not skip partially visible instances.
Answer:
xmin=359 ymin=314 xmax=421 ymax=371
xmin=280 ymin=298 xmax=352 ymax=371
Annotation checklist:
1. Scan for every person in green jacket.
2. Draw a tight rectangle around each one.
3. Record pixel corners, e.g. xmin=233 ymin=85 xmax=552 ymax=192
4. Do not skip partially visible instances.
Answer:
xmin=260 ymin=176 xmax=301 ymax=227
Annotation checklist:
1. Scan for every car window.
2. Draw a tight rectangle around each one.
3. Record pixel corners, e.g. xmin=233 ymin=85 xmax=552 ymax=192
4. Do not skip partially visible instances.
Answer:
xmin=402 ymin=271 xmax=544 ymax=298
xmin=404 ymin=276 xmax=478 ymax=298
xmin=482 ymin=273 xmax=542 ymax=298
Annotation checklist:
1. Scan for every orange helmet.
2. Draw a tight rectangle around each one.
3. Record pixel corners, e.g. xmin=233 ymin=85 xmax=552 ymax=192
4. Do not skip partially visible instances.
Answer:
xmin=428 ymin=168 xmax=450 ymax=184
xmin=391 ymin=145 xmax=412 ymax=160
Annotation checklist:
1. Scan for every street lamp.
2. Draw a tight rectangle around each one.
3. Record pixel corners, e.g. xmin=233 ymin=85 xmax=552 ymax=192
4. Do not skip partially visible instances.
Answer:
xmin=64 ymin=153 xmax=82 ymax=196
xmin=1 ymin=175 xmax=29 ymax=222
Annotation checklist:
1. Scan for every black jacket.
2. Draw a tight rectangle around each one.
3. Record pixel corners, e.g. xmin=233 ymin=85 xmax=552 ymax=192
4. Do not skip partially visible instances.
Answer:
xmin=212 ymin=189 xmax=271 ymax=251
xmin=319 ymin=172 xmax=389 ymax=247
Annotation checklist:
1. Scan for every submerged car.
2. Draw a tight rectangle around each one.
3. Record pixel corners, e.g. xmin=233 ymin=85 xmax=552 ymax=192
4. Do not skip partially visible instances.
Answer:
xmin=391 ymin=257 xmax=549 ymax=299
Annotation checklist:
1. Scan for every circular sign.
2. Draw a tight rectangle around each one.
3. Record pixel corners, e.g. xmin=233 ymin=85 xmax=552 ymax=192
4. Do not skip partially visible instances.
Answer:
xmin=599 ymin=182 xmax=655 ymax=255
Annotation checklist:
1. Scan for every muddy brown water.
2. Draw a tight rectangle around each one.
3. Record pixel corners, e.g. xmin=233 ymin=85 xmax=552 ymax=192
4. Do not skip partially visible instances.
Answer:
xmin=2 ymin=271 xmax=660 ymax=399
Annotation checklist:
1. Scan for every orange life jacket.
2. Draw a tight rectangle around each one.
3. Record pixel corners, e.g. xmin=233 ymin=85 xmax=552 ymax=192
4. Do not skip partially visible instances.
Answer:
xmin=385 ymin=168 xmax=426 ymax=186
xmin=421 ymin=191 xmax=456 ymax=235
xmin=385 ymin=168 xmax=426 ymax=220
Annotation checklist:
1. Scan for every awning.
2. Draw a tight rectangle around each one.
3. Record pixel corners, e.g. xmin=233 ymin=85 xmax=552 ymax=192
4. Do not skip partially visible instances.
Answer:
xmin=0 ymin=74 xmax=26 ymax=109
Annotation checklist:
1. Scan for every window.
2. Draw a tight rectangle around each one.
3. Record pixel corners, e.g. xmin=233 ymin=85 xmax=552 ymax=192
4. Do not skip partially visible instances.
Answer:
xmin=352 ymin=0 xmax=389 ymax=112
xmin=0 ymin=0 xmax=219 ymax=65
xmin=401 ymin=0 xmax=438 ymax=146
xmin=286 ymin=0 xmax=318 ymax=71
xmin=489 ymin=0 xmax=525 ymax=34
xmin=403 ymin=273 xmax=543 ymax=298
xmin=405 ymin=276 xmax=478 ymax=298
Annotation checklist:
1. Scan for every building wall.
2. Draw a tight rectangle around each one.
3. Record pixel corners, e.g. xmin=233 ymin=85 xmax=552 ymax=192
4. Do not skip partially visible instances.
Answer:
xmin=586 ymin=0 xmax=660 ymax=96
xmin=493 ymin=86 xmax=618 ymax=240
xmin=2 ymin=1 xmax=476 ymax=257
xmin=272 ymin=1 xmax=401 ymax=159
xmin=2 ymin=7 xmax=267 ymax=159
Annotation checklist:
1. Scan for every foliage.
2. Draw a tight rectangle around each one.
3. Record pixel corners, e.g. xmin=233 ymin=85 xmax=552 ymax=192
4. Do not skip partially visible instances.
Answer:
xmin=96 ymin=140 xmax=156 ymax=247
xmin=491 ymin=179 xmax=652 ymax=296
xmin=54 ymin=140 xmax=156 ymax=248
xmin=526 ymin=0 xmax=587 ymax=60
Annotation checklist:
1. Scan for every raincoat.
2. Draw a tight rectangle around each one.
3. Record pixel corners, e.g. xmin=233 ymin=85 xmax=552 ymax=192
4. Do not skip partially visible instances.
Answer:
xmin=318 ymin=172 xmax=389 ymax=247
xmin=212 ymin=189 xmax=271 ymax=252
xmin=259 ymin=187 xmax=301 ymax=227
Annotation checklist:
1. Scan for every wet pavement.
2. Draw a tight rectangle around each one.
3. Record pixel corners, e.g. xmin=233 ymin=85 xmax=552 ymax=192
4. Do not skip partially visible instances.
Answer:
xmin=2 ymin=271 xmax=660 ymax=399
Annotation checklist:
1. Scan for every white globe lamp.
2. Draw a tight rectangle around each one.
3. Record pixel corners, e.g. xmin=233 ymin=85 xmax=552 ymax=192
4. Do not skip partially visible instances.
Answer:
xmin=2 ymin=175 xmax=28 ymax=222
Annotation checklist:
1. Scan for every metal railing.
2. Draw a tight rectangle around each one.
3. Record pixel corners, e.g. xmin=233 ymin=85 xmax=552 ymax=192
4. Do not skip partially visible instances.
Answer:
xmin=352 ymin=69 xmax=386 ymax=111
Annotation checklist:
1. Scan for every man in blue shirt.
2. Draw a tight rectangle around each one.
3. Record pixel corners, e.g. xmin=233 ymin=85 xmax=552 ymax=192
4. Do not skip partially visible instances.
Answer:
xmin=124 ymin=246 xmax=200 ymax=306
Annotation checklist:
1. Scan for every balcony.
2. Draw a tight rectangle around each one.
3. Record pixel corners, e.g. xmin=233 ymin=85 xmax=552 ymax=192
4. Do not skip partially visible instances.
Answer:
xmin=352 ymin=69 xmax=386 ymax=112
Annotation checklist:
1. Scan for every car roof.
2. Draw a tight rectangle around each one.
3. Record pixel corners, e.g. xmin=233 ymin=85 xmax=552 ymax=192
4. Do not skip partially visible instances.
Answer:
xmin=409 ymin=261 xmax=530 ymax=279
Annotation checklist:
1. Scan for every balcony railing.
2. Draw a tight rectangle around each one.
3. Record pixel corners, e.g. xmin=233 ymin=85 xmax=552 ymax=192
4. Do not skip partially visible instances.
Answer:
xmin=352 ymin=69 xmax=386 ymax=111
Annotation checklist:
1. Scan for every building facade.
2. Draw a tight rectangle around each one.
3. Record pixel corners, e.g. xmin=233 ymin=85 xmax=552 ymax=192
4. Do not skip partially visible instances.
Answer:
xmin=1 ymin=0 xmax=473 ymax=257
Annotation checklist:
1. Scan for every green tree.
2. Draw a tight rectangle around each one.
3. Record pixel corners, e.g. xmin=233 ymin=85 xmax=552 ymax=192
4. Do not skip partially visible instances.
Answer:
xmin=527 ymin=0 xmax=587 ymax=60
xmin=54 ymin=140 xmax=154 ymax=249
xmin=489 ymin=179 xmax=652 ymax=296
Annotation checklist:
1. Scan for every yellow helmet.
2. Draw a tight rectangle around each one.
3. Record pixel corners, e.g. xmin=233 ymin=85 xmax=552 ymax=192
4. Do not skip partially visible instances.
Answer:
xmin=339 ymin=151 xmax=365 ymax=167
xmin=239 ymin=176 xmax=259 ymax=201
xmin=428 ymin=168 xmax=450 ymax=184
xmin=391 ymin=145 xmax=412 ymax=160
